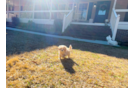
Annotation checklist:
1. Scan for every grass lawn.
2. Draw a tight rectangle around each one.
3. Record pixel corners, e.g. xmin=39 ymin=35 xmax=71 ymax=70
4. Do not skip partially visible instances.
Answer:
xmin=6 ymin=30 xmax=128 ymax=88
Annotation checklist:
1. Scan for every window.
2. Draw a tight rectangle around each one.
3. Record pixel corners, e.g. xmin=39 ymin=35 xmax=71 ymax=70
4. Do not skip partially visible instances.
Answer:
xmin=79 ymin=3 xmax=88 ymax=20
xmin=20 ymin=12 xmax=33 ymax=18
xmin=13 ymin=0 xmax=19 ymax=11
xmin=9 ymin=12 xmax=19 ymax=18
xmin=8 ymin=0 xmax=13 ymax=11
xmin=34 ymin=12 xmax=50 ymax=19
xmin=7 ymin=0 xmax=20 ymax=11
xmin=35 ymin=0 xmax=50 ymax=10
xmin=6 ymin=12 xmax=8 ymax=18
xmin=79 ymin=3 xmax=88 ymax=11
xmin=6 ymin=0 xmax=8 ymax=9
xmin=59 ymin=4 xmax=65 ymax=10
xmin=20 ymin=6 xmax=23 ymax=11
xmin=68 ymin=4 xmax=73 ymax=10
xmin=21 ymin=0 xmax=33 ymax=11
xmin=52 ymin=4 xmax=58 ymax=10
xmin=51 ymin=12 xmax=58 ymax=19
xmin=6 ymin=0 xmax=8 ymax=11
xmin=51 ymin=12 xmax=68 ymax=19
xmin=6 ymin=3 xmax=8 ymax=11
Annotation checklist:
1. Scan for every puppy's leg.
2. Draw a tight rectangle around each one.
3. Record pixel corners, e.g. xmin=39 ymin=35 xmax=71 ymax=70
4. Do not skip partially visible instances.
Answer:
xmin=60 ymin=55 xmax=62 ymax=59
xmin=62 ymin=55 xmax=65 ymax=59
xmin=58 ymin=51 xmax=61 ymax=59
xmin=68 ymin=53 xmax=70 ymax=58
xmin=58 ymin=55 xmax=61 ymax=59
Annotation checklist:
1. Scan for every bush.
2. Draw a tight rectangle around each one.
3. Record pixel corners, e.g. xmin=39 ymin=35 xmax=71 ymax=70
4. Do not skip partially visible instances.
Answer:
xmin=54 ymin=19 xmax=63 ymax=34
xmin=11 ymin=15 xmax=20 ymax=27
xmin=16 ymin=21 xmax=36 ymax=30
xmin=27 ymin=20 xmax=36 ymax=30
xmin=16 ymin=23 xmax=27 ymax=29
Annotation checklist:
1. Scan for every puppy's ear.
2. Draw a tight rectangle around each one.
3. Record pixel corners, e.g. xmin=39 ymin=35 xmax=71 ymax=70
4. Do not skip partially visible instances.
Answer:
xmin=69 ymin=45 xmax=72 ymax=50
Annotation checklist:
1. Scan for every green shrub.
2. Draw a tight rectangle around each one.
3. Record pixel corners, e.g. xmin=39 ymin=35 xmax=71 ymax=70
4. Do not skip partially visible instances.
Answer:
xmin=27 ymin=20 xmax=36 ymax=30
xmin=16 ymin=23 xmax=28 ymax=29
xmin=11 ymin=15 xmax=20 ymax=27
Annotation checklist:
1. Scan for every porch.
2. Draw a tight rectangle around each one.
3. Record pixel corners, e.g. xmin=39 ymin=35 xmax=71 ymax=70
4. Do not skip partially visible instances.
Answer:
xmin=62 ymin=24 xmax=128 ymax=46
xmin=6 ymin=0 xmax=122 ymax=24
xmin=6 ymin=0 xmax=128 ymax=46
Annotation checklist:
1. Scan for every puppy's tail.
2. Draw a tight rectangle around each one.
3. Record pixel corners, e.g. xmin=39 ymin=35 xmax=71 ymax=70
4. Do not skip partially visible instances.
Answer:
xmin=69 ymin=45 xmax=72 ymax=50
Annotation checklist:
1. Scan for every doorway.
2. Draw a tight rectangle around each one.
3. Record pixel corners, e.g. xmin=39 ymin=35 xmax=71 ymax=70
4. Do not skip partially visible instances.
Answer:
xmin=94 ymin=1 xmax=111 ymax=23
xmin=77 ymin=3 xmax=88 ymax=21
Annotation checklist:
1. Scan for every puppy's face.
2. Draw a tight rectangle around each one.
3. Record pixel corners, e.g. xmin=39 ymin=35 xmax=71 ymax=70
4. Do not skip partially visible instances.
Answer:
xmin=58 ymin=46 xmax=67 ymax=54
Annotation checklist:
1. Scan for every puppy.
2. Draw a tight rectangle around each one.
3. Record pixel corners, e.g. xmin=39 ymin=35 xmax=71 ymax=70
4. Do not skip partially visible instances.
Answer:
xmin=58 ymin=45 xmax=72 ymax=59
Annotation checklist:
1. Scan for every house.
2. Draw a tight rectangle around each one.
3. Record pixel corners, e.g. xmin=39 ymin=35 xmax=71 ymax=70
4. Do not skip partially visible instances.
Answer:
xmin=6 ymin=0 xmax=128 ymax=45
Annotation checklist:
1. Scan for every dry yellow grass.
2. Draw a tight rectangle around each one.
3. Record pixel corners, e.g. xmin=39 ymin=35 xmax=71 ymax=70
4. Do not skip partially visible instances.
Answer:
xmin=6 ymin=46 xmax=128 ymax=88
xmin=6 ymin=29 xmax=128 ymax=87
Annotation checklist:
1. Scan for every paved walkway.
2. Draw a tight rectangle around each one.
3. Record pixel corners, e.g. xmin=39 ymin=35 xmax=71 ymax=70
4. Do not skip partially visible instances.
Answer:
xmin=6 ymin=27 xmax=110 ymax=46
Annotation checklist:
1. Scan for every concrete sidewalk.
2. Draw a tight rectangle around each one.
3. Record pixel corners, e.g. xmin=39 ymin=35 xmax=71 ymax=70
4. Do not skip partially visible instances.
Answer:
xmin=6 ymin=27 xmax=110 ymax=46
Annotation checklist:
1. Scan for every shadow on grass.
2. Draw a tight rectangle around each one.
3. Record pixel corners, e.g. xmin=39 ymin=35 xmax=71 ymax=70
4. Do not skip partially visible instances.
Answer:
xmin=60 ymin=58 xmax=79 ymax=74
xmin=6 ymin=29 xmax=128 ymax=59
xmin=6 ymin=30 xmax=60 ymax=56
xmin=72 ymin=42 xmax=128 ymax=59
